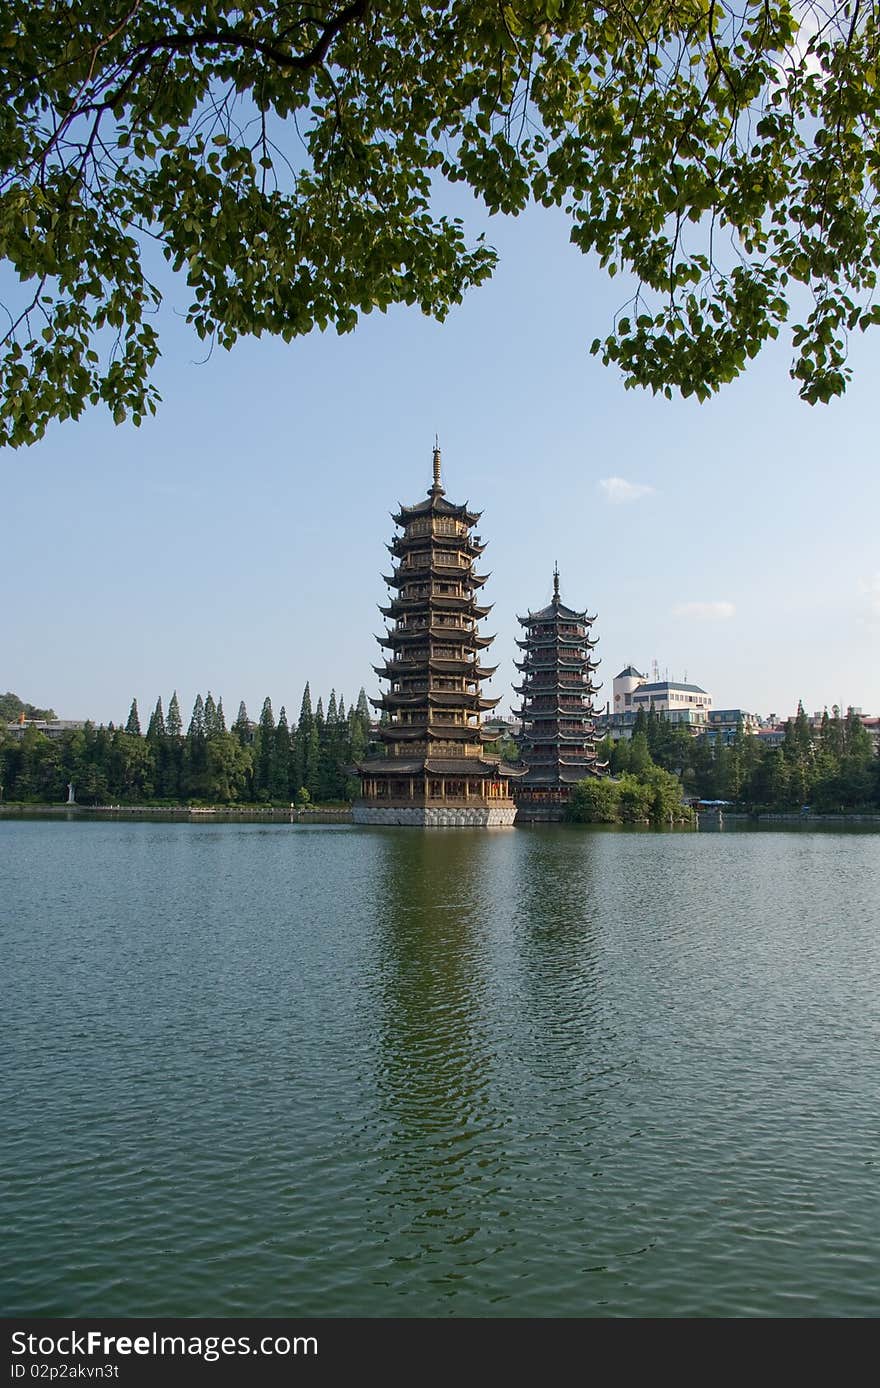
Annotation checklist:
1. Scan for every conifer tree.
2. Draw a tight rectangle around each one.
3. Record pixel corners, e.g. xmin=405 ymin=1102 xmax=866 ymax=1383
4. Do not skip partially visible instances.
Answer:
xmin=299 ymin=682 xmax=313 ymax=732
xmin=355 ymin=688 xmax=370 ymax=725
xmin=349 ymin=703 xmax=368 ymax=766
xmin=783 ymin=701 xmax=813 ymax=805
xmin=215 ymin=698 xmax=227 ymax=735
xmin=204 ymin=692 xmax=218 ymax=738
xmin=256 ymin=697 xmax=275 ymax=799
xmin=125 ymin=698 xmax=141 ymax=737
xmin=326 ymin=690 xmax=338 ymax=725
xmin=293 ymin=683 xmax=313 ymax=794
xmin=162 ymin=693 xmax=182 ymax=800
xmin=232 ymin=701 xmax=251 ymax=746
xmin=188 ymin=694 xmax=206 ymax=739
xmin=272 ymin=706 xmax=291 ymax=800
xmin=146 ymin=697 xmax=165 ymax=742
xmin=305 ymin=720 xmax=321 ymax=801
xmin=167 ymin=692 xmax=182 ymax=738
xmin=184 ymin=694 xmax=208 ymax=796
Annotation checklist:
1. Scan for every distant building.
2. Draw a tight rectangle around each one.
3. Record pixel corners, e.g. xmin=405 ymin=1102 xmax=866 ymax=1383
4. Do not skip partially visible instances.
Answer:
xmin=603 ymin=666 xmax=713 ymax=739
xmin=612 ymin=664 xmax=646 ymax=714
xmin=5 ymin=718 xmax=87 ymax=741
xmin=632 ymin=679 xmax=712 ymax=716
xmin=706 ymin=709 xmax=761 ymax=744
xmin=756 ymin=726 xmax=786 ymax=749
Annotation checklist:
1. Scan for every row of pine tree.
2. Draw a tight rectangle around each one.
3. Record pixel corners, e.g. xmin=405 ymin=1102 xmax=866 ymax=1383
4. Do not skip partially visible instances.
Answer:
xmin=0 ymin=685 xmax=374 ymax=805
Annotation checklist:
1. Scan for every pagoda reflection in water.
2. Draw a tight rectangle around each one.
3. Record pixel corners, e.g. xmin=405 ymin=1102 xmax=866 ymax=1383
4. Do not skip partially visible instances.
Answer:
xmin=353 ymin=446 xmax=522 ymax=826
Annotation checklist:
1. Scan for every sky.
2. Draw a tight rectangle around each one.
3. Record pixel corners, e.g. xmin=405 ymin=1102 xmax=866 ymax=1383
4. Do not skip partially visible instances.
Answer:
xmin=4 ymin=196 xmax=880 ymax=728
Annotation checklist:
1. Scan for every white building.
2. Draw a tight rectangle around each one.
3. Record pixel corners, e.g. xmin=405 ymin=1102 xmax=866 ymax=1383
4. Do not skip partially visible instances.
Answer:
xmin=604 ymin=667 xmax=715 ymax=739
xmin=612 ymin=667 xmax=712 ymax=718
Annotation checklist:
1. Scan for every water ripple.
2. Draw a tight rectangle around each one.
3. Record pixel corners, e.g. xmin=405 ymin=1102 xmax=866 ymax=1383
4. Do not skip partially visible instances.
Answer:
xmin=1 ymin=819 xmax=878 ymax=1316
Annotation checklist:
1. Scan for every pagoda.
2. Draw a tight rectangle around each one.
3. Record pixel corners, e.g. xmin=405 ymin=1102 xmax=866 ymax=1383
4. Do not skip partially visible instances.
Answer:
xmin=353 ymin=445 xmax=522 ymax=826
xmin=512 ymin=567 xmax=605 ymax=820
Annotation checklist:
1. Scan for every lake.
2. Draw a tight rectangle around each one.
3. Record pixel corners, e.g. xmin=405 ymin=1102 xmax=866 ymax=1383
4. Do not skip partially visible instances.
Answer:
xmin=2 ymin=818 xmax=878 ymax=1317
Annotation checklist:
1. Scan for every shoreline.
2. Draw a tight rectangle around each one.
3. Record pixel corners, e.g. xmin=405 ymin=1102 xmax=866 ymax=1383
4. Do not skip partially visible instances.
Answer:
xmin=0 ymin=803 xmax=352 ymax=821
xmin=2 ymin=804 xmax=880 ymax=829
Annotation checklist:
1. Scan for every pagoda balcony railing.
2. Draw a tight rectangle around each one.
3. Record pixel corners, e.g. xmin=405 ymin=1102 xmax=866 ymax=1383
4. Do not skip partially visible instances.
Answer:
xmin=394 ymin=584 xmax=468 ymax=601
xmin=404 ymin=518 xmax=469 ymax=539
xmin=363 ymin=792 xmax=510 ymax=808
xmin=524 ymin=705 xmax=594 ymax=715
xmin=517 ymin=678 xmax=596 ymax=688
xmin=523 ymin=623 xmax=588 ymax=636
xmin=403 ymin=551 xmax=471 ymax=572
xmin=379 ymin=741 xmax=485 ymax=758
xmin=396 ymin=618 xmax=475 ymax=634
xmin=396 ymin=719 xmax=479 ymax=731
xmin=520 ymin=711 xmax=594 ymax=721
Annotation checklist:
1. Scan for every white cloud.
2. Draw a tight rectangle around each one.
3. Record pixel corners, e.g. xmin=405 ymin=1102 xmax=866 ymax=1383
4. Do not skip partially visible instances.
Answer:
xmin=598 ymin=476 xmax=655 ymax=504
xmin=672 ymin=601 xmax=736 ymax=621
xmin=857 ymin=574 xmax=880 ymax=626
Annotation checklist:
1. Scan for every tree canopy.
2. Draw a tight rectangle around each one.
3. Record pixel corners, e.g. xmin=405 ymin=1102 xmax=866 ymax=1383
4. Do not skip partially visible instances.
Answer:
xmin=2 ymin=1 xmax=878 ymax=445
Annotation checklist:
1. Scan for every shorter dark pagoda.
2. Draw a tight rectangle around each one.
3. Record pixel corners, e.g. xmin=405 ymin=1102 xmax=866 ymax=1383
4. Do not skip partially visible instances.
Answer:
xmin=513 ymin=567 xmax=605 ymax=820
xmin=353 ymin=445 xmax=523 ymax=826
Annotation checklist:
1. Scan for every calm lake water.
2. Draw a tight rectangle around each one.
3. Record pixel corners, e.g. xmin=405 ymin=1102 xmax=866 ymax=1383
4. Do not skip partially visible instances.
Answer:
xmin=2 ymin=819 xmax=878 ymax=1318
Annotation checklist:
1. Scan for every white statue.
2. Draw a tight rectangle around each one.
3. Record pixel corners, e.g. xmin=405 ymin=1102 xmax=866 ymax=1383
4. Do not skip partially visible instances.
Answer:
xmin=67 ymin=782 xmax=76 ymax=805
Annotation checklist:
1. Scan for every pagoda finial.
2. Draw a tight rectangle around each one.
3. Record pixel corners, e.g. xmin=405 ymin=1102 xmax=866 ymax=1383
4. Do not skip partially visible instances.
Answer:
xmin=553 ymin=562 xmax=560 ymax=602
xmin=431 ymin=436 xmax=444 ymax=493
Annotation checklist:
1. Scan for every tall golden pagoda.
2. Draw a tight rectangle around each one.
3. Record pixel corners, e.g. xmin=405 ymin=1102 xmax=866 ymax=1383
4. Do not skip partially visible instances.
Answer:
xmin=353 ymin=445 xmax=522 ymax=826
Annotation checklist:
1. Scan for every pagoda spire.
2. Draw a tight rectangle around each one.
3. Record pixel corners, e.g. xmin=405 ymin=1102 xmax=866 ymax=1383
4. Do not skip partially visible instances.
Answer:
xmin=553 ymin=562 xmax=560 ymax=603
xmin=431 ymin=436 xmax=444 ymax=494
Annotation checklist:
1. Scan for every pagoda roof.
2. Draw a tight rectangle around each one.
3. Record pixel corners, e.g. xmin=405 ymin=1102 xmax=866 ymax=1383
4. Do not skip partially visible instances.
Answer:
xmin=518 ymin=568 xmax=595 ymax=626
xmin=513 ymin=677 xmax=599 ymax=688
xmin=429 ymin=659 xmax=497 ymax=677
xmin=371 ymin=692 xmax=499 ymax=711
xmin=423 ymin=758 xmax=526 ymax=777
xmin=388 ymin=535 xmax=486 ymax=557
xmin=514 ymin=707 xmax=598 ymax=720
xmin=354 ymin=755 xmax=526 ymax=778
xmin=383 ymin=568 xmax=488 ymax=590
xmin=514 ymin=657 xmax=597 ymax=672
xmin=518 ymin=765 xmax=605 ymax=785
xmin=519 ymin=730 xmax=597 ymax=744
xmin=515 ymin=634 xmax=598 ymax=650
xmin=377 ymin=628 xmax=493 ymax=648
xmin=518 ymin=601 xmax=592 ymax=624
xmin=378 ymin=721 xmax=497 ymax=740
xmin=379 ymin=593 xmax=491 ymax=614
xmin=392 ymin=491 xmax=481 ymax=526
xmin=373 ymin=660 xmax=497 ymax=679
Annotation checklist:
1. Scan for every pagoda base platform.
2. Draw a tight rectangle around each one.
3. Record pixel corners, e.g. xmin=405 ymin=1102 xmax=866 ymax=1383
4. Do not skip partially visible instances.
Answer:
xmin=353 ymin=803 xmax=516 ymax=828
xmin=514 ymin=804 xmax=567 ymax=823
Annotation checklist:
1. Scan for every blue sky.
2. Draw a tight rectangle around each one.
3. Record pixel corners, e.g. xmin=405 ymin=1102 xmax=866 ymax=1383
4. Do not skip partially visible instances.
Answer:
xmin=4 ymin=199 xmax=879 ymax=727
